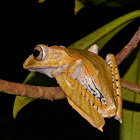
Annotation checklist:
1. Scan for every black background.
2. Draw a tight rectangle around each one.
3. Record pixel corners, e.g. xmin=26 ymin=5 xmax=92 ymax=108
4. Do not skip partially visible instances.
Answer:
xmin=0 ymin=0 xmax=140 ymax=140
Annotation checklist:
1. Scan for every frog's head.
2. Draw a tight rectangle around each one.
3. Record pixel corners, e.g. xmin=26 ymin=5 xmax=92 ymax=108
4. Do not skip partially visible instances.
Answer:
xmin=23 ymin=44 xmax=74 ymax=77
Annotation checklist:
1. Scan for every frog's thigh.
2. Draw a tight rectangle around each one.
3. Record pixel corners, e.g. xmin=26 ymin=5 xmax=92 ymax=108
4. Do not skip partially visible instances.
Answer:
xmin=106 ymin=54 xmax=122 ymax=123
xmin=55 ymin=72 xmax=105 ymax=131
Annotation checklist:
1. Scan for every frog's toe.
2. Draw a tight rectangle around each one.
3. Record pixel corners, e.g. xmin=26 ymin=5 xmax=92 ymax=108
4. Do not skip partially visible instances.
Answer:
xmin=102 ymin=105 xmax=117 ymax=118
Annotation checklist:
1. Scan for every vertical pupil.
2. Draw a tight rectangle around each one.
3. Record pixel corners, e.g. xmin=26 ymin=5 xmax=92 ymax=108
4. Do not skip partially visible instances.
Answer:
xmin=33 ymin=50 xmax=40 ymax=58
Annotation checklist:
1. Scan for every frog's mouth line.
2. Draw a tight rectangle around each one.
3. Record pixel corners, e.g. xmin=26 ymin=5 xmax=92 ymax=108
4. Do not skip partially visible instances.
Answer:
xmin=27 ymin=64 xmax=69 ymax=78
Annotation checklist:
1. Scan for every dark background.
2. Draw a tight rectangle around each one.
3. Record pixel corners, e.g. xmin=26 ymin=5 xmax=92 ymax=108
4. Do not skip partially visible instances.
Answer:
xmin=0 ymin=0 xmax=139 ymax=140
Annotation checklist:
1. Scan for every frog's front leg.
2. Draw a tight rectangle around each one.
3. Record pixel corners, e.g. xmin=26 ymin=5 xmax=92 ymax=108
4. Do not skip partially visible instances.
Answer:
xmin=52 ymin=59 xmax=105 ymax=131
xmin=106 ymin=54 xmax=122 ymax=123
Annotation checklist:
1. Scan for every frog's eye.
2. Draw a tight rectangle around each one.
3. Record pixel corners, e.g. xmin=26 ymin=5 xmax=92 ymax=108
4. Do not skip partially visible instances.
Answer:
xmin=33 ymin=45 xmax=47 ymax=61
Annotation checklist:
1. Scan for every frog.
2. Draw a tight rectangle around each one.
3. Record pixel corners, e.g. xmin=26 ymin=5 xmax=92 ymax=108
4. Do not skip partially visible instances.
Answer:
xmin=23 ymin=44 xmax=122 ymax=131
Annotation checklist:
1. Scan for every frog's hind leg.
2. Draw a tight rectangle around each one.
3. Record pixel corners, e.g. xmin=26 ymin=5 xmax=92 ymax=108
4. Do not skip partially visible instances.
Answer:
xmin=106 ymin=54 xmax=122 ymax=123
xmin=55 ymin=72 xmax=105 ymax=131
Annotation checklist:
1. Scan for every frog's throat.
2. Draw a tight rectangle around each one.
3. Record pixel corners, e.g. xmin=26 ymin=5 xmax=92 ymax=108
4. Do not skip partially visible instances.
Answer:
xmin=27 ymin=64 xmax=69 ymax=78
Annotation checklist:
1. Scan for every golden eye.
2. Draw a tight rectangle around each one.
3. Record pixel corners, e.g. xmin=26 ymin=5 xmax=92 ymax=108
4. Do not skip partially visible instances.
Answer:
xmin=33 ymin=44 xmax=48 ymax=61
xmin=33 ymin=45 xmax=43 ymax=61
xmin=33 ymin=45 xmax=47 ymax=61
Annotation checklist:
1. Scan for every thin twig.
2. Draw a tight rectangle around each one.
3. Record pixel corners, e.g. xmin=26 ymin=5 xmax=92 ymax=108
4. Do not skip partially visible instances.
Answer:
xmin=115 ymin=27 xmax=140 ymax=65
xmin=121 ymin=79 xmax=140 ymax=93
xmin=115 ymin=27 xmax=140 ymax=93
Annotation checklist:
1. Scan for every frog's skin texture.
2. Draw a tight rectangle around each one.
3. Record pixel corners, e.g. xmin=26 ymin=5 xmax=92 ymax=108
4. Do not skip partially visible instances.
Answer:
xmin=23 ymin=44 xmax=122 ymax=131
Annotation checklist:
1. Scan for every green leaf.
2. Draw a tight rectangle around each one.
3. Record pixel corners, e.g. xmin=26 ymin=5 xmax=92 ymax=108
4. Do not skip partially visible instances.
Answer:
xmin=13 ymin=10 xmax=140 ymax=118
xmin=77 ymin=0 xmax=140 ymax=8
xmin=74 ymin=0 xmax=85 ymax=14
xmin=120 ymin=47 xmax=140 ymax=140
xmin=69 ymin=10 xmax=140 ymax=50
xmin=13 ymin=96 xmax=34 ymax=119
xmin=13 ymin=72 xmax=57 ymax=118
xmin=13 ymin=72 xmax=35 ymax=118
xmin=38 ymin=0 xmax=46 ymax=3
xmin=95 ymin=20 xmax=133 ymax=50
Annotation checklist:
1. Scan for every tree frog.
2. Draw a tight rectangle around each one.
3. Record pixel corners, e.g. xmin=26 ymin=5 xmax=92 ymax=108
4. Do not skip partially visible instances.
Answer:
xmin=23 ymin=44 xmax=122 ymax=131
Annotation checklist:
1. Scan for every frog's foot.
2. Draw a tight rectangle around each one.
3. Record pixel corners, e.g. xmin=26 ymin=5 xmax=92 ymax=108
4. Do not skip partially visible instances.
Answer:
xmin=102 ymin=105 xmax=117 ymax=118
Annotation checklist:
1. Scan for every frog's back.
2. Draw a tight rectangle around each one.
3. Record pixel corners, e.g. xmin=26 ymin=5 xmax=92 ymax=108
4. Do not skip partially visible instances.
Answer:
xmin=68 ymin=48 xmax=111 ymax=76
xmin=68 ymin=48 xmax=115 ymax=105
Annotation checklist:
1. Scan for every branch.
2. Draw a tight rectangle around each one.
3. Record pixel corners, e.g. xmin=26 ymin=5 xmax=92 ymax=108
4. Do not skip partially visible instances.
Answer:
xmin=115 ymin=27 xmax=140 ymax=93
xmin=0 ymin=28 xmax=140 ymax=100
xmin=115 ymin=27 xmax=140 ymax=65
xmin=0 ymin=79 xmax=66 ymax=100
xmin=120 ymin=79 xmax=140 ymax=93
